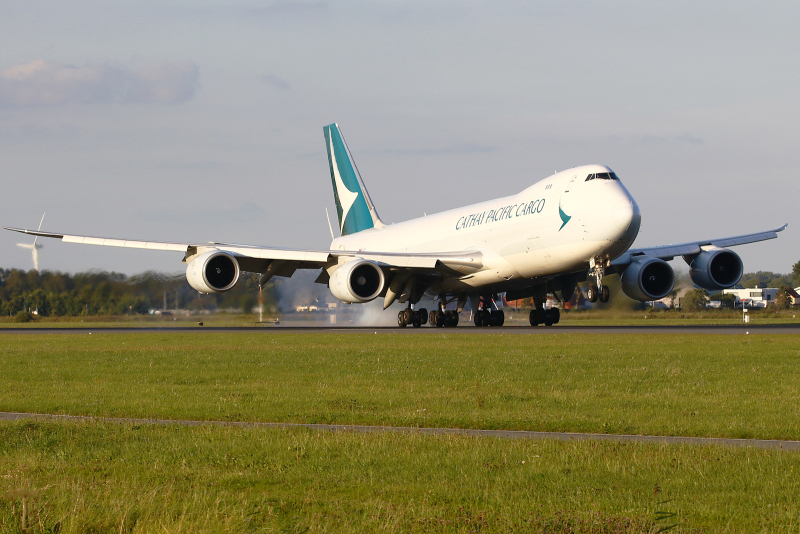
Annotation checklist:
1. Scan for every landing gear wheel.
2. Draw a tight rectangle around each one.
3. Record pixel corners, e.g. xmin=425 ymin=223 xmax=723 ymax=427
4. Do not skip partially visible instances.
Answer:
xmin=587 ymin=286 xmax=598 ymax=303
xmin=437 ymin=311 xmax=446 ymax=327
xmin=412 ymin=316 xmax=422 ymax=328
xmin=600 ymin=285 xmax=610 ymax=303
xmin=493 ymin=309 xmax=505 ymax=327
xmin=418 ymin=308 xmax=428 ymax=325
xmin=397 ymin=310 xmax=407 ymax=327
xmin=402 ymin=308 xmax=412 ymax=326
xmin=473 ymin=310 xmax=484 ymax=327
xmin=529 ymin=309 xmax=541 ymax=326
xmin=544 ymin=308 xmax=560 ymax=326
xmin=446 ymin=310 xmax=459 ymax=327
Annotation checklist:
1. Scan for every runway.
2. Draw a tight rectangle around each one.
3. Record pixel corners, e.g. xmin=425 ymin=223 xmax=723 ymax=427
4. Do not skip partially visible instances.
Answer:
xmin=0 ymin=324 xmax=799 ymax=334
xmin=1 ymin=411 xmax=798 ymax=450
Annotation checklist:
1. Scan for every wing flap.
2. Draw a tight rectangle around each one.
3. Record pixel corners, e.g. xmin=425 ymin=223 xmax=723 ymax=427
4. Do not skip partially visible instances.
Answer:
xmin=215 ymin=245 xmax=332 ymax=263
xmin=336 ymin=250 xmax=483 ymax=272
xmin=5 ymin=226 xmax=484 ymax=275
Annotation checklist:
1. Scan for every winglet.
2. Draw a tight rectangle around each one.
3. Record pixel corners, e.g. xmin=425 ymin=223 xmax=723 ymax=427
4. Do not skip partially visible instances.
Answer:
xmin=4 ymin=227 xmax=65 ymax=239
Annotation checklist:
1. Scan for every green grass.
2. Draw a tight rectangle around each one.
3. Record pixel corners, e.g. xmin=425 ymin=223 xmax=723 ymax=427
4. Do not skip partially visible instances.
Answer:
xmin=3 ymin=333 xmax=800 ymax=532
xmin=2 ymin=420 xmax=800 ymax=533
xmin=0 ymin=313 xmax=273 ymax=328
xmin=1 ymin=307 xmax=798 ymax=328
xmin=2 ymin=333 xmax=800 ymax=440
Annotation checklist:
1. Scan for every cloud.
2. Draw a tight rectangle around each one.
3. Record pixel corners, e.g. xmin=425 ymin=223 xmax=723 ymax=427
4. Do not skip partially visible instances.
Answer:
xmin=604 ymin=133 xmax=705 ymax=147
xmin=0 ymin=60 xmax=200 ymax=107
xmin=369 ymin=144 xmax=496 ymax=156
xmin=260 ymin=74 xmax=291 ymax=90
xmin=674 ymin=133 xmax=704 ymax=144
xmin=133 ymin=202 xmax=265 ymax=226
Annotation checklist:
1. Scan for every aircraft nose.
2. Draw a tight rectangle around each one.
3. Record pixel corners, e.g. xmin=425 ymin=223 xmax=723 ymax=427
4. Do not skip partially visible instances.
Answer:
xmin=612 ymin=199 xmax=635 ymax=230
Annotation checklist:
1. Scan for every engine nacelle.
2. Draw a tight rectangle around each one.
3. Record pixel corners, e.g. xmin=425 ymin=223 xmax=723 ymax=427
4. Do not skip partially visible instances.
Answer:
xmin=328 ymin=259 xmax=385 ymax=303
xmin=620 ymin=258 xmax=675 ymax=301
xmin=186 ymin=250 xmax=240 ymax=293
xmin=688 ymin=248 xmax=743 ymax=290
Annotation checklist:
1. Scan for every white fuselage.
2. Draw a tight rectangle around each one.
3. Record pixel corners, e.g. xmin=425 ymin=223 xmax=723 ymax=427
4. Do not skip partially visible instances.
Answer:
xmin=331 ymin=165 xmax=641 ymax=292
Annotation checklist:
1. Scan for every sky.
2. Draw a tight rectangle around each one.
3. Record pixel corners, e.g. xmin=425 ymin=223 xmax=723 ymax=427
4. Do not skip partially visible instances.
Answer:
xmin=2 ymin=0 xmax=798 ymax=276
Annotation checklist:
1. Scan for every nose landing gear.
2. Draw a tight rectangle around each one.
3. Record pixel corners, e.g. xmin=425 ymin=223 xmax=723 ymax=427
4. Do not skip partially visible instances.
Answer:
xmin=587 ymin=255 xmax=610 ymax=303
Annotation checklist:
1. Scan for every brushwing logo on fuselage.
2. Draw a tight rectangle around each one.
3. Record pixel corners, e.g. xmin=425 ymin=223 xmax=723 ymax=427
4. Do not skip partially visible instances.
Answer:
xmin=558 ymin=199 xmax=571 ymax=231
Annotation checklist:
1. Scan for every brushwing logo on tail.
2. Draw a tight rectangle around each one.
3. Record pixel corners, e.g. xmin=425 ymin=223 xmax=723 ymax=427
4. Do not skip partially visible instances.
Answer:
xmin=324 ymin=124 xmax=374 ymax=236
xmin=328 ymin=134 xmax=359 ymax=233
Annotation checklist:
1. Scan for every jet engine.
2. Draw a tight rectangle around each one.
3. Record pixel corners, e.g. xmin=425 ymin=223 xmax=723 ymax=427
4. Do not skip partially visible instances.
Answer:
xmin=186 ymin=250 xmax=240 ymax=293
xmin=620 ymin=257 xmax=675 ymax=301
xmin=329 ymin=259 xmax=385 ymax=303
xmin=688 ymin=248 xmax=743 ymax=290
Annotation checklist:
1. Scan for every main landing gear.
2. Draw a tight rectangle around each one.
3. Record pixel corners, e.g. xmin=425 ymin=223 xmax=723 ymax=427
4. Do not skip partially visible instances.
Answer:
xmin=397 ymin=306 xmax=428 ymax=328
xmin=529 ymin=307 xmax=559 ymax=326
xmin=587 ymin=255 xmax=610 ymax=303
xmin=429 ymin=296 xmax=459 ymax=328
xmin=430 ymin=307 xmax=459 ymax=328
xmin=528 ymin=285 xmax=560 ymax=327
xmin=473 ymin=296 xmax=504 ymax=327
xmin=397 ymin=297 xmax=460 ymax=328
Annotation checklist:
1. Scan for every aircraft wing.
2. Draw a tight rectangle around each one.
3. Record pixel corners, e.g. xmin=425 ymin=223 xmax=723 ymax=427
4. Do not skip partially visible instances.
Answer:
xmin=3 ymin=227 xmax=483 ymax=277
xmin=609 ymin=223 xmax=788 ymax=268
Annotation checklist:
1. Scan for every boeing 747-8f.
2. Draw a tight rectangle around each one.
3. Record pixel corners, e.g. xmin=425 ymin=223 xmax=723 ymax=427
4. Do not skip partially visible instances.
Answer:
xmin=5 ymin=124 xmax=787 ymax=327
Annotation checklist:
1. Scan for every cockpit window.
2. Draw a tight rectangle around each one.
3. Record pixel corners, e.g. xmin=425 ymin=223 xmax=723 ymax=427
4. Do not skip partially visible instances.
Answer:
xmin=585 ymin=172 xmax=619 ymax=181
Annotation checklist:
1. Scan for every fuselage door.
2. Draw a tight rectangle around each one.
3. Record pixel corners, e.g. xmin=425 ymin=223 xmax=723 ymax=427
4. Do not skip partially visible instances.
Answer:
xmin=564 ymin=175 xmax=578 ymax=194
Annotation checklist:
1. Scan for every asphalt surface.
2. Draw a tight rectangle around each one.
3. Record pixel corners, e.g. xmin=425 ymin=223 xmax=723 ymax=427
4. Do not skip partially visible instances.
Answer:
xmin=2 ymin=412 xmax=798 ymax=450
xmin=1 ymin=324 xmax=799 ymax=334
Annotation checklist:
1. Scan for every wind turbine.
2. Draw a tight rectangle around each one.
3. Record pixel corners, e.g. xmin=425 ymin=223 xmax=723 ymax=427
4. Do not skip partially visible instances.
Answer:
xmin=17 ymin=213 xmax=46 ymax=272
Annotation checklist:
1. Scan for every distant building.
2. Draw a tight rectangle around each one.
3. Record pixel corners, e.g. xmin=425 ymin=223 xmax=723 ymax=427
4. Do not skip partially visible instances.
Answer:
xmin=791 ymin=287 xmax=800 ymax=307
xmin=723 ymin=288 xmax=778 ymax=308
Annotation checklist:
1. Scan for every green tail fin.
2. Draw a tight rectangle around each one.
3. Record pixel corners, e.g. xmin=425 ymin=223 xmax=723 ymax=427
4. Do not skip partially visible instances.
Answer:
xmin=323 ymin=123 xmax=382 ymax=236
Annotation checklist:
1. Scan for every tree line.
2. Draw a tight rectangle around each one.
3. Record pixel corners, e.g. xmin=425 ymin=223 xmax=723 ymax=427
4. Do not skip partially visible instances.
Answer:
xmin=0 ymin=268 xmax=277 ymax=318
xmin=3 ymin=260 xmax=798 ymax=318
xmin=739 ymin=270 xmax=796 ymax=289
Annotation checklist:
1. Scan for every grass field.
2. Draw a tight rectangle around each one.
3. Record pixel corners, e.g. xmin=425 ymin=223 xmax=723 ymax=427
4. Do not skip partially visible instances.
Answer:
xmin=2 ymin=332 xmax=800 ymax=532
xmin=1 ymin=307 xmax=798 ymax=328
xmin=2 ymin=333 xmax=799 ymax=439
xmin=2 ymin=420 xmax=800 ymax=533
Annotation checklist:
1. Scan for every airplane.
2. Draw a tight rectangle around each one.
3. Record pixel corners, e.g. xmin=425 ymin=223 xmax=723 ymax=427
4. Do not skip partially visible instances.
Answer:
xmin=5 ymin=123 xmax=787 ymax=327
